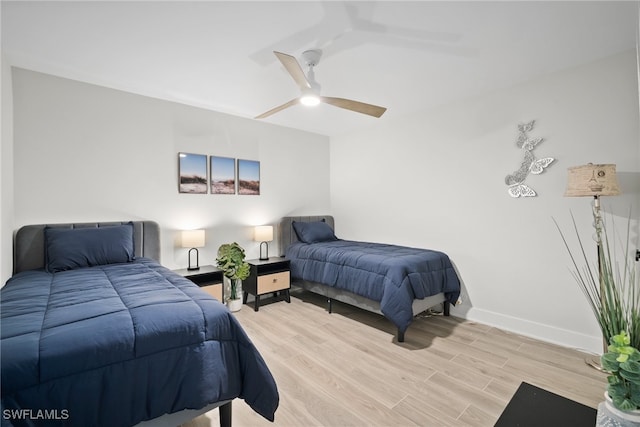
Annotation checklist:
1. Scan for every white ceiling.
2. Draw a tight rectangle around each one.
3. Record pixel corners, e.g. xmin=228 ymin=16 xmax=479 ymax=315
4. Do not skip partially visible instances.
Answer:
xmin=2 ymin=1 xmax=638 ymax=137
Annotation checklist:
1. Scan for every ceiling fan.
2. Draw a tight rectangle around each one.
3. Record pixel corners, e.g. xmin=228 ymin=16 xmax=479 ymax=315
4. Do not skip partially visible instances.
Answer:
xmin=255 ymin=49 xmax=387 ymax=119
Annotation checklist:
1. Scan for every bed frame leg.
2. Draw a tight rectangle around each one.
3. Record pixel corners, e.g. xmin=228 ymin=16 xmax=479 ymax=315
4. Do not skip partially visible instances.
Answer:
xmin=219 ymin=401 xmax=232 ymax=427
xmin=397 ymin=329 xmax=405 ymax=343
xmin=443 ymin=300 xmax=450 ymax=316
xmin=327 ymin=298 xmax=333 ymax=313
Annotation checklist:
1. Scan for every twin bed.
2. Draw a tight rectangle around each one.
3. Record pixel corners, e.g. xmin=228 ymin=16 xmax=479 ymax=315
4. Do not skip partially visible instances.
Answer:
xmin=1 ymin=221 xmax=278 ymax=427
xmin=278 ymin=215 xmax=461 ymax=342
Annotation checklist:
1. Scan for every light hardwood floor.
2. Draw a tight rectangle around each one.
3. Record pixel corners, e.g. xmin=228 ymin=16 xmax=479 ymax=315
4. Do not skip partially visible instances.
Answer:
xmin=183 ymin=289 xmax=606 ymax=427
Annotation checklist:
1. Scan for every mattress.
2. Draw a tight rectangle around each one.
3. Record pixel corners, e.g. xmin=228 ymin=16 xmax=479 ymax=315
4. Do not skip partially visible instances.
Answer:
xmin=1 ymin=257 xmax=279 ymax=427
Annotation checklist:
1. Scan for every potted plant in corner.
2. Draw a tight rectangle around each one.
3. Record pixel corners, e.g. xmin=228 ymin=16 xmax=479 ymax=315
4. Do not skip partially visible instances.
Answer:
xmin=216 ymin=242 xmax=250 ymax=312
xmin=556 ymin=212 xmax=640 ymax=423
xmin=600 ymin=331 xmax=640 ymax=423
xmin=555 ymin=212 xmax=639 ymax=350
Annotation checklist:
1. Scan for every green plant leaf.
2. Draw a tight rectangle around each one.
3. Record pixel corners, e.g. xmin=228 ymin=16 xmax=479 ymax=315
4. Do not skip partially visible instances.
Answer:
xmin=612 ymin=332 xmax=631 ymax=346
xmin=631 ymin=384 xmax=640 ymax=407
xmin=622 ymin=360 xmax=640 ymax=374
xmin=235 ymin=262 xmax=250 ymax=281
xmin=620 ymin=370 xmax=640 ymax=384
xmin=608 ymin=376 xmax=622 ymax=386
xmin=602 ymin=353 xmax=621 ymax=372
xmin=617 ymin=353 xmax=630 ymax=363
xmin=608 ymin=383 xmax=625 ymax=398
xmin=624 ymin=371 xmax=640 ymax=381
xmin=616 ymin=398 xmax=637 ymax=412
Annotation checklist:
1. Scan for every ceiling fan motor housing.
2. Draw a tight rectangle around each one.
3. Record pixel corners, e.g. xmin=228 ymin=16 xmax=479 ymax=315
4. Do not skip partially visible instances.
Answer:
xmin=302 ymin=49 xmax=322 ymax=67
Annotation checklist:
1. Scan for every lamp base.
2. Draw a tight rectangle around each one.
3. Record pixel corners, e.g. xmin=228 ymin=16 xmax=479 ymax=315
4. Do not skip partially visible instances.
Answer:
xmin=187 ymin=248 xmax=200 ymax=271
xmin=259 ymin=241 xmax=269 ymax=261
xmin=585 ymin=355 xmax=607 ymax=372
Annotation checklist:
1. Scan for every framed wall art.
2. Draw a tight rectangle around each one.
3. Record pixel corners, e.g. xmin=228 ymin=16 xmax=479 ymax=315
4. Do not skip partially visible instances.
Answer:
xmin=237 ymin=159 xmax=260 ymax=195
xmin=210 ymin=156 xmax=236 ymax=194
xmin=178 ymin=152 xmax=208 ymax=194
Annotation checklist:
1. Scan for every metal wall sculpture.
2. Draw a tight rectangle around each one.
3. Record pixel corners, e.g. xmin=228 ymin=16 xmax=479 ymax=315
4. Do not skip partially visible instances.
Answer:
xmin=505 ymin=120 xmax=555 ymax=197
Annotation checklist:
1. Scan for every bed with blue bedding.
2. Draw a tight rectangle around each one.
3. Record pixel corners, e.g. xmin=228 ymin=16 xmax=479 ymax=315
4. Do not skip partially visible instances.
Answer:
xmin=279 ymin=216 xmax=461 ymax=342
xmin=1 ymin=221 xmax=279 ymax=427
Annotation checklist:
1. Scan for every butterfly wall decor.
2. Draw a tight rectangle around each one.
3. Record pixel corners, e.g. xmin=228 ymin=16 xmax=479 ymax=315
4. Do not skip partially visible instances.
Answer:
xmin=504 ymin=120 xmax=555 ymax=198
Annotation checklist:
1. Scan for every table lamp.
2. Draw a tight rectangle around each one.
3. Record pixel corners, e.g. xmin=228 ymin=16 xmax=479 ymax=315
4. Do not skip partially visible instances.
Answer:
xmin=181 ymin=229 xmax=205 ymax=271
xmin=254 ymin=225 xmax=273 ymax=261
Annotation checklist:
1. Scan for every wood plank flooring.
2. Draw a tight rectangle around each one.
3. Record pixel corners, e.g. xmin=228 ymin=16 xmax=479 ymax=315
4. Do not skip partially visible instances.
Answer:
xmin=182 ymin=289 xmax=607 ymax=427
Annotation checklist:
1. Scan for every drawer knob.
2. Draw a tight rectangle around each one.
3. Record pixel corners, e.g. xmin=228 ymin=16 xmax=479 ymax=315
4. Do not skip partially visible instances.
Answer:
xmin=272 ymin=278 xmax=278 ymax=283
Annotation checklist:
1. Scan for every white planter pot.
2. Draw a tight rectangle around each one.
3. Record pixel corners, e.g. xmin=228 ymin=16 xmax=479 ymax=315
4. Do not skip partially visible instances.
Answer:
xmin=603 ymin=392 xmax=640 ymax=423
xmin=227 ymin=298 xmax=243 ymax=312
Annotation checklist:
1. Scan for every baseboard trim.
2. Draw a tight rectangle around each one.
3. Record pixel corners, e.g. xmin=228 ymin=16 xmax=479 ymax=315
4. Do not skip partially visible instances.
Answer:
xmin=450 ymin=306 xmax=603 ymax=355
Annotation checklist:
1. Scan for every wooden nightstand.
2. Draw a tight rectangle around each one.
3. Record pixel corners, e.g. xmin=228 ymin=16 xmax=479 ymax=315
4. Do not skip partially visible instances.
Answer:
xmin=243 ymin=257 xmax=291 ymax=311
xmin=173 ymin=265 xmax=224 ymax=302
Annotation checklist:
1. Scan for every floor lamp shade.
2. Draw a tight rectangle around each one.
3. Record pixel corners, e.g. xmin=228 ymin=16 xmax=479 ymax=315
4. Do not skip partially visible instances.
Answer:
xmin=564 ymin=164 xmax=620 ymax=197
xmin=181 ymin=229 xmax=205 ymax=270
xmin=255 ymin=226 xmax=273 ymax=261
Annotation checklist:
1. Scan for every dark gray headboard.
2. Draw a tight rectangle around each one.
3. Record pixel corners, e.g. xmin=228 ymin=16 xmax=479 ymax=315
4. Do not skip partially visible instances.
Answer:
xmin=278 ymin=215 xmax=335 ymax=256
xmin=13 ymin=221 xmax=161 ymax=274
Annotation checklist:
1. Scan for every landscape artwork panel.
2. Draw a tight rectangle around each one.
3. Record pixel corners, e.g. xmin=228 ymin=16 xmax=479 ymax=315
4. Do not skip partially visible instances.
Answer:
xmin=210 ymin=156 xmax=236 ymax=194
xmin=178 ymin=152 xmax=207 ymax=194
xmin=237 ymin=159 xmax=260 ymax=195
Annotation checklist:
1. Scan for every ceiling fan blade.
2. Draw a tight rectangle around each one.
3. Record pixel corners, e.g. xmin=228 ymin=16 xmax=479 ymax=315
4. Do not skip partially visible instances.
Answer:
xmin=274 ymin=51 xmax=311 ymax=90
xmin=255 ymin=98 xmax=300 ymax=119
xmin=321 ymin=97 xmax=387 ymax=118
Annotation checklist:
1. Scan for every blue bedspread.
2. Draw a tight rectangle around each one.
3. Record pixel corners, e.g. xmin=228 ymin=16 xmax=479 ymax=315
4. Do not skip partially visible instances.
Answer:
xmin=286 ymin=240 xmax=461 ymax=333
xmin=1 ymin=258 xmax=278 ymax=427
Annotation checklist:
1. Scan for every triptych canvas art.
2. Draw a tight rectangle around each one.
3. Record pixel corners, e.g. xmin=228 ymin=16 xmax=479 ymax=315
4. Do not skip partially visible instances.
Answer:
xmin=178 ymin=153 xmax=260 ymax=195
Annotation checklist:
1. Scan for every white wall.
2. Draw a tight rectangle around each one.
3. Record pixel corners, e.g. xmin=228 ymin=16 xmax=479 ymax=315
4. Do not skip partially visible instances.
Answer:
xmin=1 ymin=52 xmax=14 ymax=284
xmin=330 ymin=49 xmax=640 ymax=354
xmin=11 ymin=68 xmax=330 ymax=270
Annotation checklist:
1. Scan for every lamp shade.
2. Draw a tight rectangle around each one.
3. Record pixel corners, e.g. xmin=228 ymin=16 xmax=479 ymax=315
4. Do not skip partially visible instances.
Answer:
xmin=181 ymin=229 xmax=205 ymax=248
xmin=564 ymin=163 xmax=621 ymax=197
xmin=254 ymin=225 xmax=273 ymax=242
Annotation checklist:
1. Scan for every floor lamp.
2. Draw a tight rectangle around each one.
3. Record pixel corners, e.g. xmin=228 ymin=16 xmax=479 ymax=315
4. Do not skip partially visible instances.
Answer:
xmin=564 ymin=163 xmax=621 ymax=369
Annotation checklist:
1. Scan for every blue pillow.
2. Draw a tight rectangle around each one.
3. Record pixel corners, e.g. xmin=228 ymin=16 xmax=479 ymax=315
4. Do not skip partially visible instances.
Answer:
xmin=45 ymin=223 xmax=135 ymax=273
xmin=292 ymin=220 xmax=338 ymax=244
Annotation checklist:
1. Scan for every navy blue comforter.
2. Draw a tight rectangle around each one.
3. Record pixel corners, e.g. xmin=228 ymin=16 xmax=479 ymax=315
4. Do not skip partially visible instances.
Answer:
xmin=286 ymin=240 xmax=461 ymax=333
xmin=1 ymin=258 xmax=278 ymax=427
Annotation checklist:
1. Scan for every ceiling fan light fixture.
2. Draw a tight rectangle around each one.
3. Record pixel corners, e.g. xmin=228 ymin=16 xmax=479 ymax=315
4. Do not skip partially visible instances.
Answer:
xmin=300 ymin=82 xmax=320 ymax=107
xmin=300 ymin=93 xmax=320 ymax=106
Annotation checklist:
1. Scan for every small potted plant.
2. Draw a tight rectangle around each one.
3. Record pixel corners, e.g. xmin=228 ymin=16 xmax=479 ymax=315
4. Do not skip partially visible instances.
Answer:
xmin=216 ymin=242 xmax=250 ymax=312
xmin=600 ymin=331 xmax=640 ymax=422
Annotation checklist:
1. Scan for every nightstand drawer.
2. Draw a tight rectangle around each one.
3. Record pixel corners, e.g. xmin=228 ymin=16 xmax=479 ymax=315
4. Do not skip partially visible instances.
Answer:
xmin=257 ymin=271 xmax=290 ymax=293
xmin=200 ymin=283 xmax=223 ymax=301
